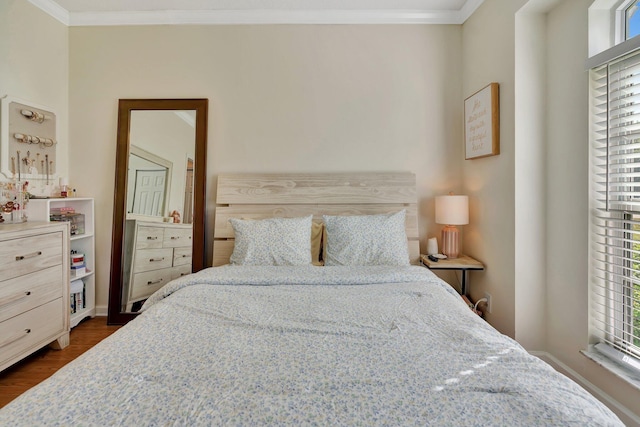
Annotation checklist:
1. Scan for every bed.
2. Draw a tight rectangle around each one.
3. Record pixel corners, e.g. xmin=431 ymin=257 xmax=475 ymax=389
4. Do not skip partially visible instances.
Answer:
xmin=0 ymin=173 xmax=624 ymax=426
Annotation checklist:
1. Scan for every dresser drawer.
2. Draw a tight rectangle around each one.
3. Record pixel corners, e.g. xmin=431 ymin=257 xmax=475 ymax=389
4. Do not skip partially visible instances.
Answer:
xmin=163 ymin=227 xmax=192 ymax=248
xmin=173 ymin=247 xmax=192 ymax=266
xmin=0 ymin=298 xmax=65 ymax=365
xmin=130 ymin=268 xmax=173 ymax=300
xmin=171 ymin=264 xmax=192 ymax=280
xmin=0 ymin=265 xmax=63 ymax=323
xmin=0 ymin=232 xmax=63 ymax=282
xmin=135 ymin=226 xmax=165 ymax=249
xmin=133 ymin=248 xmax=173 ymax=273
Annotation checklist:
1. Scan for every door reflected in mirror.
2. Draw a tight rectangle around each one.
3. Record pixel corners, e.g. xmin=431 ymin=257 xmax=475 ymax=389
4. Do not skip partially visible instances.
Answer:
xmin=108 ymin=99 xmax=207 ymax=324
xmin=127 ymin=146 xmax=172 ymax=218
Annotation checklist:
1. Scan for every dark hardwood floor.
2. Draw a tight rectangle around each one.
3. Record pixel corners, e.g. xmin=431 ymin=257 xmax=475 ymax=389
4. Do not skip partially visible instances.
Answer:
xmin=0 ymin=316 xmax=121 ymax=409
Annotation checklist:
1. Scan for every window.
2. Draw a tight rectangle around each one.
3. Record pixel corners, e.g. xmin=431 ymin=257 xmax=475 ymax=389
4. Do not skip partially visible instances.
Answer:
xmin=627 ymin=0 xmax=640 ymax=40
xmin=590 ymin=50 xmax=640 ymax=371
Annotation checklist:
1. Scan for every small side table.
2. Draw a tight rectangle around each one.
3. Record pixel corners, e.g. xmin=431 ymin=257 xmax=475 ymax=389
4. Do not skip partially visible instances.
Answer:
xmin=420 ymin=254 xmax=484 ymax=296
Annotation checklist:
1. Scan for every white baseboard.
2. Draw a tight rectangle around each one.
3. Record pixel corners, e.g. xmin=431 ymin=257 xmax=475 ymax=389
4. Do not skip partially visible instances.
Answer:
xmin=530 ymin=351 xmax=640 ymax=426
xmin=94 ymin=305 xmax=108 ymax=317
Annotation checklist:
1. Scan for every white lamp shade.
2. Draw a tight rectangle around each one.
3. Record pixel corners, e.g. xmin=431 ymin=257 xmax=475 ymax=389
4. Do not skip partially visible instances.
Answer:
xmin=435 ymin=194 xmax=469 ymax=225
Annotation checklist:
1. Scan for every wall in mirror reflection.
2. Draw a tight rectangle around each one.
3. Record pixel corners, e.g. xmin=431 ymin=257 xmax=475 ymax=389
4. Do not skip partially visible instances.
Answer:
xmin=127 ymin=110 xmax=196 ymax=224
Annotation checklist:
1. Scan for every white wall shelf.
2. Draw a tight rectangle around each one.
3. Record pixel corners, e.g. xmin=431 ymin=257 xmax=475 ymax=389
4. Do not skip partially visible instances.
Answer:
xmin=27 ymin=198 xmax=95 ymax=327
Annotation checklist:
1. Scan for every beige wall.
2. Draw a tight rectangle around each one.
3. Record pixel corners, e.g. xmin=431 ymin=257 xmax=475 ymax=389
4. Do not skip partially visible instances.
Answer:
xmin=514 ymin=3 xmax=547 ymax=351
xmin=0 ymin=0 xmax=69 ymax=183
xmin=461 ymin=0 xmax=524 ymax=338
xmin=68 ymin=24 xmax=463 ymax=312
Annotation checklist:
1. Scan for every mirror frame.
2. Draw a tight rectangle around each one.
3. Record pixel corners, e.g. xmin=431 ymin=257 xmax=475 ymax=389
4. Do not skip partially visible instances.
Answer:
xmin=108 ymin=99 xmax=208 ymax=324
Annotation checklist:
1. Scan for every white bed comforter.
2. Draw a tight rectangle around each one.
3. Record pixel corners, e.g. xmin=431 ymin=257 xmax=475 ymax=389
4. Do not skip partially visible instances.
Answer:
xmin=0 ymin=266 xmax=623 ymax=426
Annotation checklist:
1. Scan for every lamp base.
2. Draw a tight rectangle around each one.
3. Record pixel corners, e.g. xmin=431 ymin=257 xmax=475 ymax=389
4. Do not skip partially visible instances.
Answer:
xmin=441 ymin=225 xmax=460 ymax=259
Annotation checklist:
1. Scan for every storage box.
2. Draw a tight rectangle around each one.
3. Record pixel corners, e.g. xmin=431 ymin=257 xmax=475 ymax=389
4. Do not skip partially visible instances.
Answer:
xmin=71 ymin=264 xmax=86 ymax=277
xmin=50 ymin=207 xmax=75 ymax=215
xmin=50 ymin=212 xmax=85 ymax=235
xmin=70 ymin=252 xmax=85 ymax=267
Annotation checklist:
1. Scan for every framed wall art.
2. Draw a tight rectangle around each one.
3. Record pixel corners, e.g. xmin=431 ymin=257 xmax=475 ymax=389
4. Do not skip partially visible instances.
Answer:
xmin=464 ymin=82 xmax=499 ymax=160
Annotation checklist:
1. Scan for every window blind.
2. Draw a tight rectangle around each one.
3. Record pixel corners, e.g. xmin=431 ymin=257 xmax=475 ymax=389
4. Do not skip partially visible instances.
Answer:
xmin=590 ymin=49 xmax=640 ymax=367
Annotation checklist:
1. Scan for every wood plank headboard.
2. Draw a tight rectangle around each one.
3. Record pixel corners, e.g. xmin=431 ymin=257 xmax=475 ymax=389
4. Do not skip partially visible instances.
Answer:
xmin=212 ymin=172 xmax=420 ymax=266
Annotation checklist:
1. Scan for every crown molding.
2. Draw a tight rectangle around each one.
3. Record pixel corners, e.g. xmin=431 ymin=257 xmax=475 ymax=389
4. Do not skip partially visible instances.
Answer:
xmin=67 ymin=10 xmax=462 ymax=26
xmin=28 ymin=0 xmax=69 ymax=25
xmin=174 ymin=111 xmax=196 ymax=128
xmin=28 ymin=0 xmax=485 ymax=26
xmin=459 ymin=0 xmax=484 ymax=22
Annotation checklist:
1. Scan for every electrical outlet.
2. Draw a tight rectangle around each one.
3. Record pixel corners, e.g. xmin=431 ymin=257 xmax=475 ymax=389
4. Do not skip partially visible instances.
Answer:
xmin=484 ymin=292 xmax=492 ymax=314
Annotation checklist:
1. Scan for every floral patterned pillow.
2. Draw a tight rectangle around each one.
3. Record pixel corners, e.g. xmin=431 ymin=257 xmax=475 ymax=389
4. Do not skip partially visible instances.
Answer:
xmin=229 ymin=215 xmax=313 ymax=266
xmin=323 ymin=210 xmax=410 ymax=266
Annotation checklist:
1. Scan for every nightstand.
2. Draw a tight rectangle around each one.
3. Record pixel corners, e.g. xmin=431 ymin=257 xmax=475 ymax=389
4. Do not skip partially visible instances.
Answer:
xmin=420 ymin=254 xmax=484 ymax=296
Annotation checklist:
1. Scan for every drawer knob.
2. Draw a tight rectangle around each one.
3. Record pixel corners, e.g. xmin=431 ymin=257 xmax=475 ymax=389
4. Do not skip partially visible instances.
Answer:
xmin=149 ymin=257 xmax=165 ymax=262
xmin=0 ymin=291 xmax=31 ymax=308
xmin=147 ymin=278 xmax=163 ymax=285
xmin=146 ymin=236 xmax=158 ymax=240
xmin=170 ymin=236 xmax=179 ymax=240
xmin=15 ymin=251 xmax=42 ymax=261
xmin=0 ymin=328 xmax=31 ymax=348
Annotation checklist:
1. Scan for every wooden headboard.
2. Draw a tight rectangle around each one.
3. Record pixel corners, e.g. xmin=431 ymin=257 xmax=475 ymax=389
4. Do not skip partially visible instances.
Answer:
xmin=212 ymin=172 xmax=420 ymax=266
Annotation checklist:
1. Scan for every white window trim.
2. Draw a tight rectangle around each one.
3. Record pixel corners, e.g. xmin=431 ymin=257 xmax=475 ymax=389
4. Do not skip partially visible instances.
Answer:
xmin=586 ymin=29 xmax=640 ymax=69
xmin=589 ymin=0 xmax=638 ymax=59
xmin=615 ymin=0 xmax=635 ymax=44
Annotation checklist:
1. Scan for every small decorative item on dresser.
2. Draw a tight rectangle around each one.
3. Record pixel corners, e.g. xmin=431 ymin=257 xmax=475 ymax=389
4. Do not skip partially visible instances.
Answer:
xmin=59 ymin=177 xmax=69 ymax=197
xmin=170 ymin=210 xmax=181 ymax=223
xmin=0 ymin=180 xmax=28 ymax=224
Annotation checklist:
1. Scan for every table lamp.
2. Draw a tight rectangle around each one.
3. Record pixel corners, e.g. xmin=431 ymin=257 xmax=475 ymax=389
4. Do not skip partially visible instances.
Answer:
xmin=435 ymin=193 xmax=469 ymax=259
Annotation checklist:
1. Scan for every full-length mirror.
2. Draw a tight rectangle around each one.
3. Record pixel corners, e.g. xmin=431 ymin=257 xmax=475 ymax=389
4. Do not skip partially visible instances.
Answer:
xmin=108 ymin=99 xmax=207 ymax=324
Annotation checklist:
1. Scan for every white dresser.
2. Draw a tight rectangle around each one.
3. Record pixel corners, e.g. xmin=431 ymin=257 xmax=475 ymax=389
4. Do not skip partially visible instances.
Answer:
xmin=122 ymin=219 xmax=192 ymax=311
xmin=0 ymin=221 xmax=70 ymax=372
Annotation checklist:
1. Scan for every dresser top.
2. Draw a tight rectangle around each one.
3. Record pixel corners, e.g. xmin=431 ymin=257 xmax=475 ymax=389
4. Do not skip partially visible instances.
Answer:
xmin=0 ymin=221 xmax=68 ymax=236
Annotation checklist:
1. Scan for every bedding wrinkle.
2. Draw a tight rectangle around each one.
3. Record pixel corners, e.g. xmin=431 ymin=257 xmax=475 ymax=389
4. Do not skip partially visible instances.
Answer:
xmin=0 ymin=266 xmax=624 ymax=426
